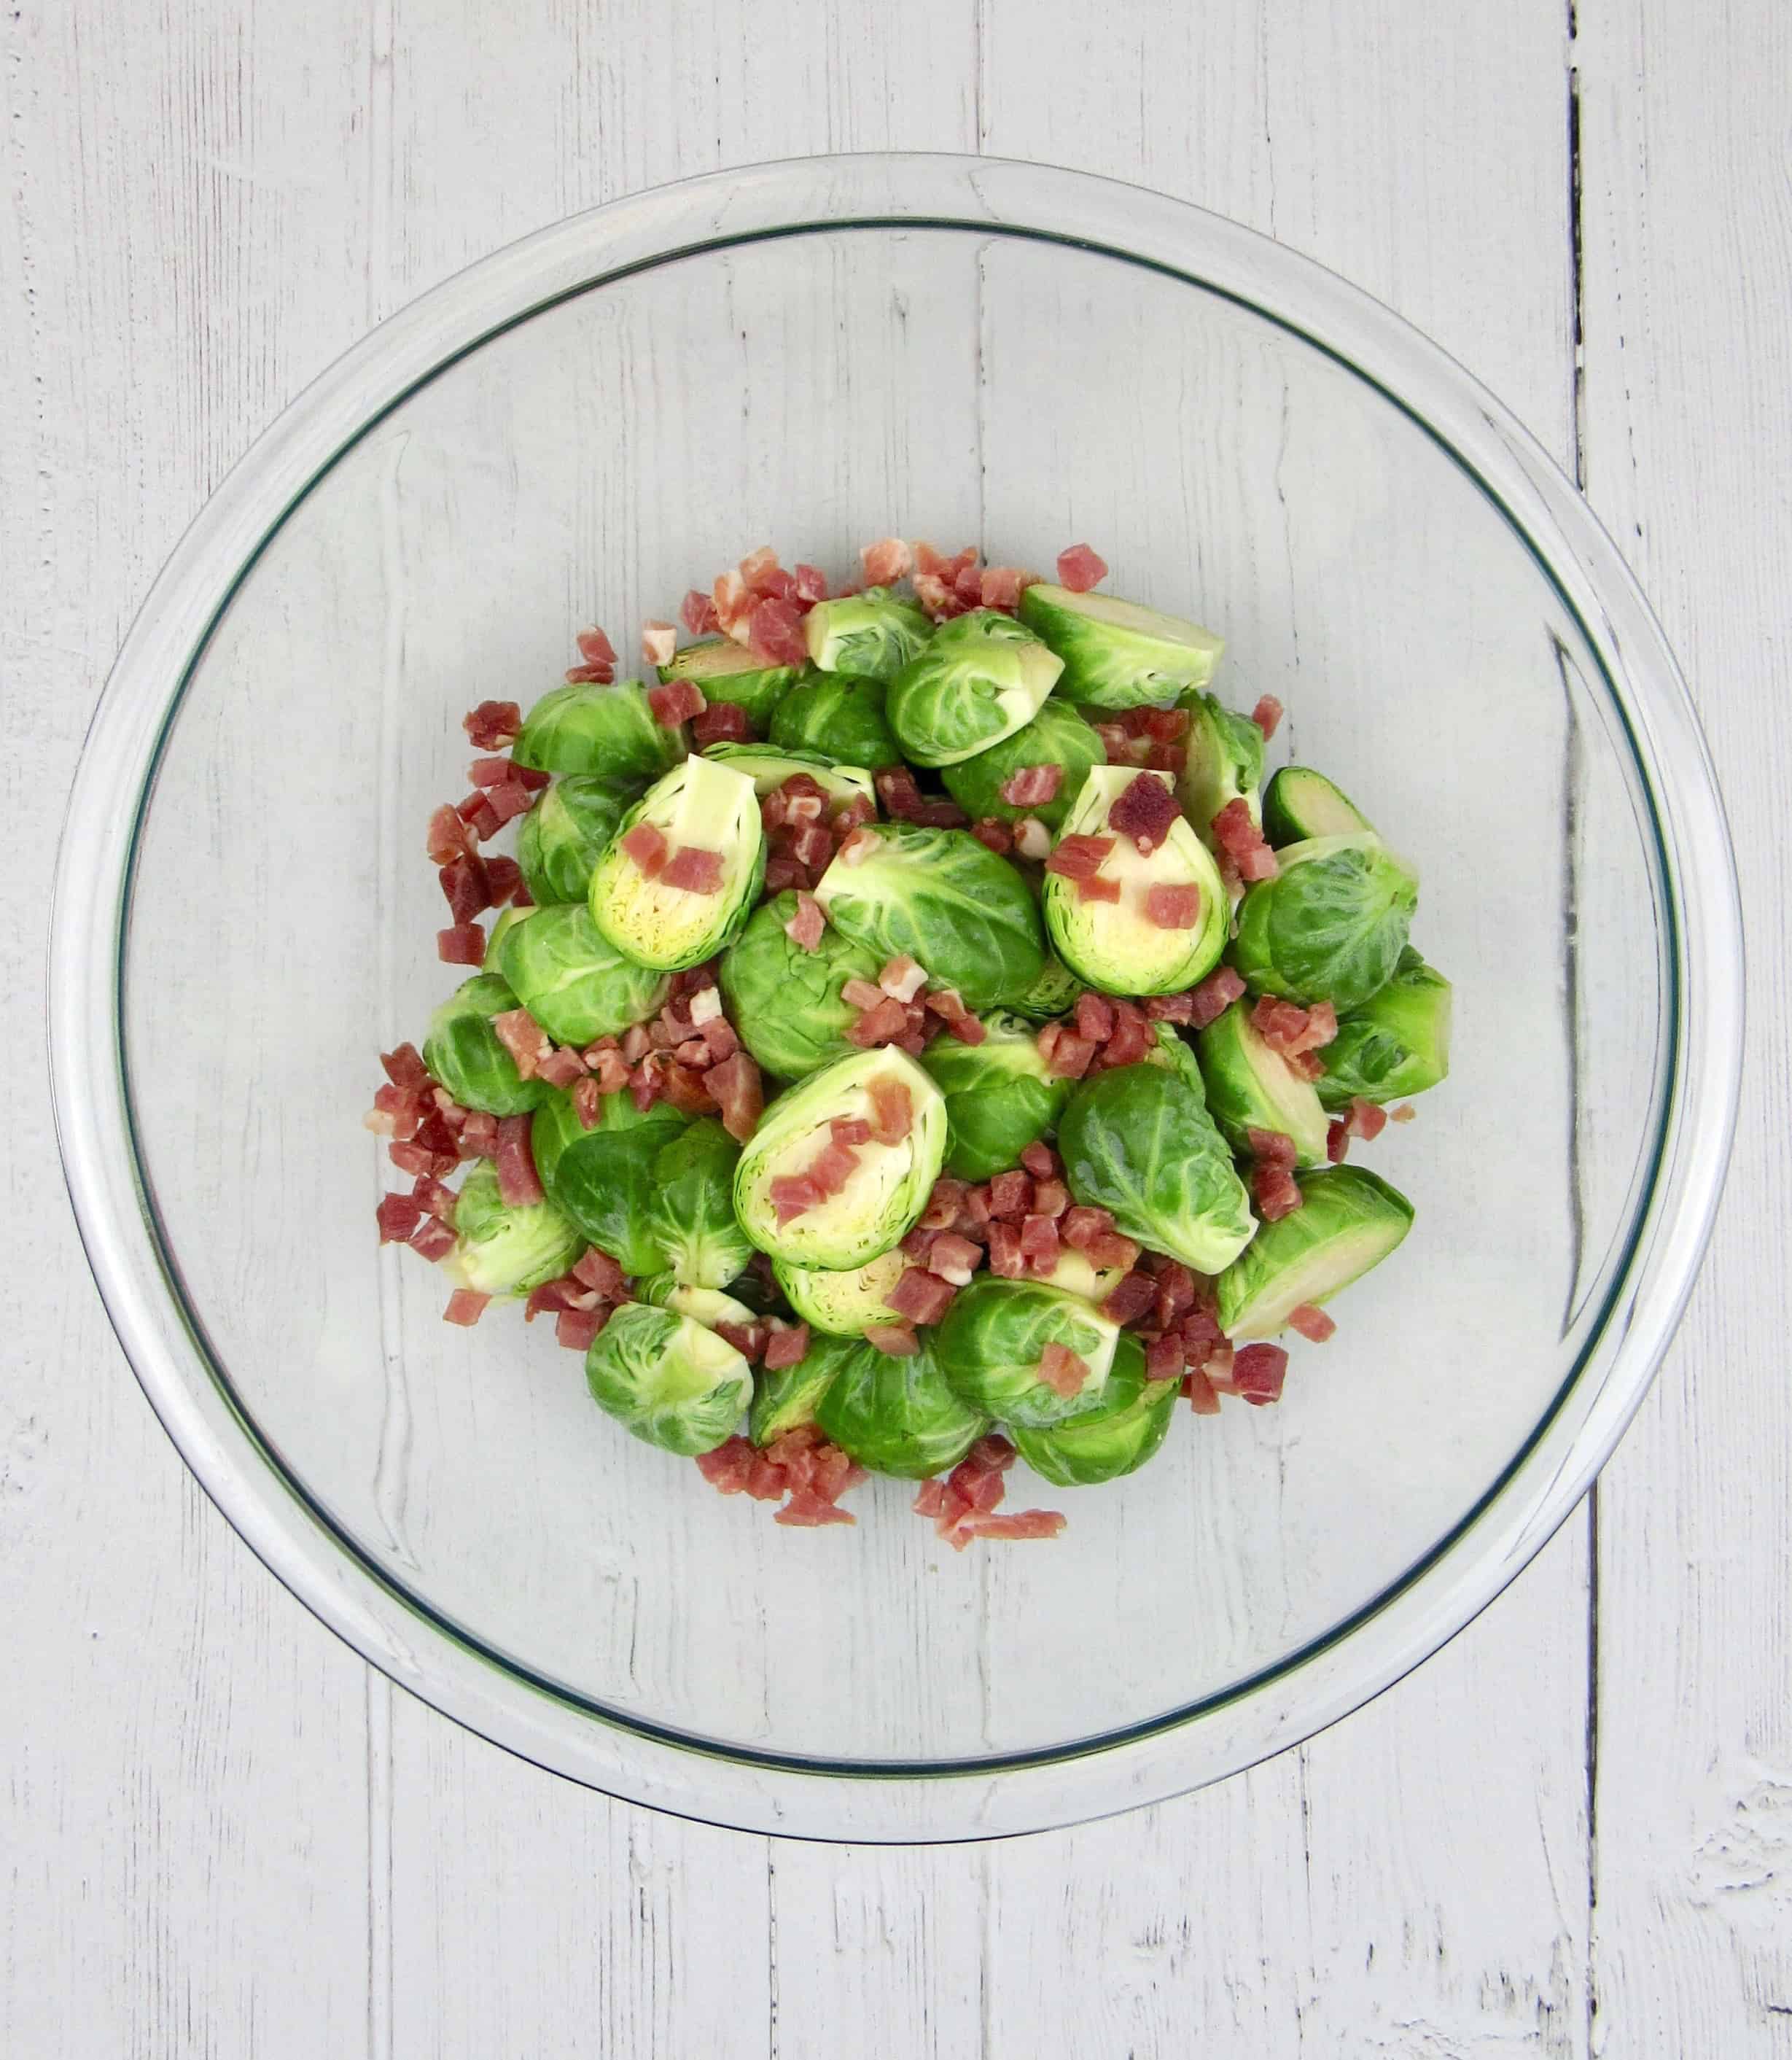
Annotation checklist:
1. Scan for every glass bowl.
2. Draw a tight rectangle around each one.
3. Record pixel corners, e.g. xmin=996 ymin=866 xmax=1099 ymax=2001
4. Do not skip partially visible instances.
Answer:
xmin=50 ymin=155 xmax=1742 ymax=1842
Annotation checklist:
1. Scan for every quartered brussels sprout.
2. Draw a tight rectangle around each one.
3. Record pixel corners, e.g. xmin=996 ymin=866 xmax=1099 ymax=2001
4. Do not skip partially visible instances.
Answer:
xmin=1316 ymin=948 xmax=1453 ymax=1109
xmin=750 ymin=1332 xmax=859 ymax=1447
xmin=1005 ymin=953 xmax=1088 ymax=1024
xmin=732 ymin=1047 xmax=947 ymax=1269
xmin=588 ymin=754 xmax=766 ymax=971
xmin=1010 ymin=1336 xmax=1178 ymax=1487
xmin=658 ymin=639 xmax=809 ymax=730
xmin=719 ymin=891 xmax=887 ymax=1081
xmin=1057 ymin=1059 xmax=1256 ymax=1274
xmin=940 ymin=699 xmax=1105 ymax=831
xmin=1261 ymin=766 xmax=1374 ymax=847
xmin=773 ymin=1245 xmax=909 ymax=1337
xmin=884 ymin=610 xmax=1064 ymax=769
xmin=767 ymin=673 xmax=904 ymax=769
xmin=803 ymin=586 xmax=933 ymax=683
xmin=422 ymin=973 xmax=551 ymax=1116
xmin=1018 ymin=583 xmax=1224 ymax=710
xmin=1215 ymin=1165 xmax=1414 ymax=1340
xmin=584 ymin=1302 xmax=753 ymax=1455
xmin=1231 ymin=832 xmax=1419 ymax=1011
xmin=813 ymin=823 xmax=1047 ymax=1012
xmin=638 ymin=1275 xmax=758 ymax=1332
xmin=1195 ymin=999 xmax=1330 ymax=1167
xmin=511 ymin=680 xmax=690 ymax=782
xmin=919 ymin=1011 xmax=1071 ymax=1183
xmin=933 ymin=1278 xmax=1126 ymax=1429
xmin=1176 ymin=691 xmax=1266 ymax=842
xmin=1042 ymin=766 xmax=1228 ymax=998
xmin=642 ymin=1116 xmax=754 ymax=1289
xmin=442 ymin=1162 xmax=583 ymax=1298
xmin=491 ymin=903 xmax=671 ymax=1047
xmin=701 ymin=742 xmax=877 ymax=812
xmin=516 ymin=774 xmax=641 ymax=906
xmin=530 ymin=1087 xmax=688 ymax=1276
xmin=814 ymin=1336 xmax=989 ymax=1479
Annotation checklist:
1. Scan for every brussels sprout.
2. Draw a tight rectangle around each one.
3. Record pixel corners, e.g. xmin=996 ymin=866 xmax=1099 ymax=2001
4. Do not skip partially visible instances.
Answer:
xmin=531 ymin=1087 xmax=688 ymax=1276
xmin=919 ymin=1011 xmax=1070 ymax=1183
xmin=1194 ymin=1000 xmax=1330 ymax=1167
xmin=1315 ymin=949 xmax=1453 ymax=1110
xmin=1261 ymin=766 xmax=1374 ymax=847
xmin=1175 ymin=691 xmax=1266 ymax=842
xmin=733 ymin=1048 xmax=947 ymax=1269
xmin=1031 ymin=1247 xmax=1130 ymax=1305
xmin=442 ymin=1162 xmax=583 ymax=1297
xmin=584 ymin=1302 xmax=753 ymax=1455
xmin=658 ymin=639 xmax=809 ymax=730
xmin=773 ymin=1245 xmax=909 ymax=1337
xmin=750 ymin=1332 xmax=859 ymax=1447
xmin=720 ymin=892 xmax=888 ymax=1081
xmin=803 ymin=586 xmax=933 ymax=683
xmin=1041 ymin=766 xmax=1228 ymax=998
xmin=422 ymin=973 xmax=551 ymax=1117
xmin=512 ymin=680 xmax=689 ymax=782
xmin=638 ymin=1275 xmax=758 ymax=1331
xmin=1057 ymin=1059 xmax=1256 ymax=1274
xmin=940 ymin=699 xmax=1105 ymax=831
xmin=637 ymin=1116 xmax=752 ymax=1289
xmin=516 ymin=774 xmax=641 ymax=905
xmin=588 ymin=754 xmax=766 ymax=971
xmin=768 ymin=673 xmax=904 ymax=769
xmin=701 ymin=742 xmax=877 ymax=812
xmin=1005 ymin=954 xmax=1088 ymax=1024
xmin=1215 ymin=1165 xmax=1414 ymax=1340
xmin=933 ymin=1277 xmax=1126 ymax=1429
xmin=491 ymin=904 xmax=671 ymax=1047
xmin=884 ymin=610 xmax=1064 ymax=769
xmin=1010 ymin=1337 xmax=1179 ymax=1487
xmin=814 ymin=1337 xmax=989 ymax=1478
xmin=1140 ymin=1018 xmax=1209 ymax=1095
xmin=813 ymin=823 xmax=1047 ymax=1012
xmin=1231 ymin=832 xmax=1419 ymax=1011
xmin=1018 ymin=583 xmax=1223 ymax=710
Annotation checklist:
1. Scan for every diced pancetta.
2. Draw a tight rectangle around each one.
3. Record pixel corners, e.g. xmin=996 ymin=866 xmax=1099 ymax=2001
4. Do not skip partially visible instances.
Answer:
xmin=376 ymin=1192 xmax=424 ymax=1244
xmin=1043 ymin=833 xmax=1115 ymax=880
xmin=427 ymin=803 xmax=475 ymax=864
xmin=1107 ymin=772 xmax=1180 ymax=853
xmin=647 ymin=678 xmax=705 ymax=728
xmin=879 ymin=955 xmax=927 ymax=1003
xmin=1250 ymin=1162 xmax=1302 ymax=1221
xmin=1100 ymin=1271 xmax=1157 ymax=1325
xmin=1287 ymin=1302 xmax=1336 ymax=1343
xmin=463 ymin=700 xmax=521 ymax=750
xmin=864 ymin=1323 xmax=920 ymax=1357
xmin=1055 ymin=544 xmax=1108 ymax=592
xmin=1018 ymin=1214 xmax=1061 ymax=1270
xmin=1211 ymin=798 xmax=1279 ymax=882
xmin=682 ymin=588 xmax=720 ymax=635
xmin=1231 ymin=1342 xmax=1289 ymax=1405
xmin=749 ymin=596 xmax=809 ymax=667
xmin=887 ymin=1268 xmax=957 ymax=1326
xmin=762 ymin=1321 xmax=811 ymax=1371
xmin=1250 ymin=695 xmax=1284 ymax=740
xmin=661 ymin=844 xmax=725 ymax=894
xmin=691 ymin=701 xmax=752 ymax=746
xmin=443 ymin=1289 xmax=491 ymax=1326
xmin=619 ymin=823 xmax=669 ymax=878
xmin=437 ymin=923 xmax=486 ymax=965
xmin=866 ymin=1075 xmax=913 ymax=1143
xmin=708 ymin=1052 xmax=763 ymax=1140
xmin=1144 ymin=882 xmax=1203 ymax=929
xmin=860 ymin=537 xmax=913 ymax=584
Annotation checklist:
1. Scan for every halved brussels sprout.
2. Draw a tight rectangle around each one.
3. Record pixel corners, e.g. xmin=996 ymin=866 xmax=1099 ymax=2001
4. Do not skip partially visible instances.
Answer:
xmin=1010 ymin=1336 xmax=1178 ymax=1487
xmin=1261 ymin=766 xmax=1374 ymax=846
xmin=588 ymin=754 xmax=766 ymax=971
xmin=885 ymin=610 xmax=1064 ymax=768
xmin=491 ymin=904 xmax=671 ymax=1047
xmin=516 ymin=774 xmax=642 ymax=905
xmin=1042 ymin=766 xmax=1228 ymax=998
xmin=658 ymin=638 xmax=809 ymax=730
xmin=813 ymin=823 xmax=1046 ymax=1012
xmin=638 ymin=1276 xmax=758 ymax=1331
xmin=814 ymin=1336 xmax=989 ymax=1478
xmin=643 ymin=1116 xmax=754 ymax=1289
xmin=940 ymin=699 xmax=1105 ymax=831
xmin=803 ymin=586 xmax=933 ymax=682
xmin=511 ymin=680 xmax=689 ymax=782
xmin=1140 ymin=1019 xmax=1209 ymax=1095
xmin=1018 ymin=583 xmax=1223 ymax=710
xmin=530 ymin=1087 xmax=687 ymax=1276
xmin=767 ymin=673 xmax=903 ymax=769
xmin=584 ymin=1302 xmax=753 ymax=1455
xmin=1194 ymin=999 xmax=1330 ymax=1167
xmin=732 ymin=1048 xmax=947 ymax=1269
xmin=933 ymin=1277 xmax=1125 ymax=1429
xmin=1215 ymin=1165 xmax=1414 ymax=1340
xmin=719 ymin=891 xmax=887 ymax=1081
xmin=1031 ymin=1247 xmax=1130 ymax=1305
xmin=1005 ymin=954 xmax=1087 ymax=1024
xmin=1231 ymin=832 xmax=1419 ymax=1011
xmin=1175 ymin=690 xmax=1266 ymax=842
xmin=1056 ymin=1058 xmax=1256 ymax=1274
xmin=919 ymin=1011 xmax=1070 ymax=1183
xmin=422 ymin=973 xmax=550 ymax=1116
xmin=750 ymin=1332 xmax=859 ymax=1447
xmin=1315 ymin=948 xmax=1453 ymax=1109
xmin=443 ymin=1162 xmax=583 ymax=1298
xmin=773 ymin=1245 xmax=909 ymax=1337
xmin=701 ymin=742 xmax=877 ymax=812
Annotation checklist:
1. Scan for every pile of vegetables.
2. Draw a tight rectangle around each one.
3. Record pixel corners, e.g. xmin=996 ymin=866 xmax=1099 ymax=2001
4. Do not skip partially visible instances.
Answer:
xmin=368 ymin=539 xmax=1450 ymax=1544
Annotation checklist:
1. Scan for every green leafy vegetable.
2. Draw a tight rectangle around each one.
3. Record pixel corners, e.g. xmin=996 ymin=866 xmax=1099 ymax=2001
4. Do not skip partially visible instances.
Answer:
xmin=584 ymin=1302 xmax=753 ymax=1455
xmin=1018 ymin=583 xmax=1223 ymax=710
xmin=443 ymin=1162 xmax=583 ymax=1297
xmin=700 ymin=743 xmax=876 ymax=811
xmin=658 ymin=639 xmax=809 ymax=729
xmin=1231 ymin=832 xmax=1419 ymax=1011
xmin=1175 ymin=691 xmax=1265 ymax=844
xmin=933 ymin=1277 xmax=1126 ymax=1429
xmin=511 ymin=680 xmax=689 ymax=782
xmin=1194 ymin=999 xmax=1330 ymax=1167
xmin=422 ymin=973 xmax=550 ymax=1117
xmin=491 ymin=903 xmax=671 ymax=1046
xmin=919 ymin=1011 xmax=1070 ymax=1182
xmin=885 ymin=610 xmax=1064 ymax=768
xmin=1010 ymin=1336 xmax=1177 ymax=1486
xmin=768 ymin=674 xmax=904 ymax=769
xmin=588 ymin=754 xmax=766 ymax=971
xmin=750 ymin=1332 xmax=860 ymax=1446
xmin=643 ymin=1116 xmax=754 ymax=1289
xmin=1215 ymin=1166 xmax=1414 ymax=1340
xmin=940 ymin=699 xmax=1105 ymax=830
xmin=531 ymin=1087 xmax=688 ymax=1276
xmin=516 ymin=775 xmax=641 ymax=905
xmin=774 ymin=1246 xmax=909 ymax=1337
xmin=719 ymin=891 xmax=888 ymax=1081
xmin=1261 ymin=766 xmax=1374 ymax=846
xmin=1316 ymin=948 xmax=1453 ymax=1108
xmin=814 ymin=1336 xmax=989 ymax=1478
xmin=803 ymin=586 xmax=933 ymax=683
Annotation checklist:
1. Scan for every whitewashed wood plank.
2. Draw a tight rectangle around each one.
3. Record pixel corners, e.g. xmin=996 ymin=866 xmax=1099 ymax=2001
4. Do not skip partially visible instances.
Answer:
xmin=1577 ymin=3 xmax=1792 ymax=2051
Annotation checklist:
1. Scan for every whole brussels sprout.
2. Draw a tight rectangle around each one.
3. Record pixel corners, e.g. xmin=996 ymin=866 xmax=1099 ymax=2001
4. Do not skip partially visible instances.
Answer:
xmin=658 ymin=639 xmax=809 ymax=731
xmin=732 ymin=1048 xmax=947 ymax=1269
xmin=1175 ymin=691 xmax=1266 ymax=844
xmin=803 ymin=586 xmax=933 ymax=682
xmin=1194 ymin=999 xmax=1330 ymax=1167
xmin=919 ymin=1011 xmax=1070 ymax=1183
xmin=940 ymin=699 xmax=1105 ymax=831
xmin=1005 ymin=954 xmax=1088 ymax=1024
xmin=1018 ymin=583 xmax=1223 ymax=710
xmin=1261 ymin=765 xmax=1374 ymax=847
xmin=422 ymin=973 xmax=550 ymax=1117
xmin=814 ymin=1336 xmax=989 ymax=1479
xmin=530 ymin=1086 xmax=688 ymax=1276
xmin=773 ymin=1245 xmax=909 ymax=1338
xmin=588 ymin=754 xmax=766 ymax=971
xmin=813 ymin=823 xmax=1046 ymax=1013
xmin=1056 ymin=1059 xmax=1255 ymax=1275
xmin=1316 ymin=948 xmax=1452 ymax=1109
xmin=642 ymin=1116 xmax=754 ymax=1289
xmin=584 ymin=1302 xmax=753 ymax=1455
xmin=1215 ymin=1165 xmax=1414 ymax=1340
xmin=443 ymin=1162 xmax=583 ymax=1298
xmin=750 ymin=1330 xmax=860 ymax=1447
xmin=884 ymin=610 xmax=1064 ymax=769
xmin=932 ymin=1277 xmax=1126 ymax=1429
xmin=491 ymin=904 xmax=671 ymax=1047
xmin=1231 ymin=832 xmax=1419 ymax=1012
xmin=517 ymin=774 xmax=641 ymax=906
xmin=638 ymin=1275 xmax=758 ymax=1332
xmin=719 ymin=892 xmax=887 ymax=1081
xmin=511 ymin=680 xmax=689 ymax=782
xmin=768 ymin=674 xmax=903 ymax=769
xmin=701 ymin=742 xmax=877 ymax=812
xmin=1011 ymin=1337 xmax=1178 ymax=1487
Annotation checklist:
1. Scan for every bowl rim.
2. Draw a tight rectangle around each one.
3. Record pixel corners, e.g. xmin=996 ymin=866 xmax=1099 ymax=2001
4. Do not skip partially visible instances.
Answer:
xmin=48 ymin=151 xmax=1744 ymax=1842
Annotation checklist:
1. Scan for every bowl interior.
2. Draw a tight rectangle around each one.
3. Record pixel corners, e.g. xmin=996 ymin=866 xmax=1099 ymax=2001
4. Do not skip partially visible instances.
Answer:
xmin=123 ymin=221 xmax=1666 ymax=1769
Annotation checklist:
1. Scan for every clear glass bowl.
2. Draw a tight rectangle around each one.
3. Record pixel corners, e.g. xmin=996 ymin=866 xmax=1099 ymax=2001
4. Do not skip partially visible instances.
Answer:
xmin=50 ymin=155 xmax=1742 ymax=1841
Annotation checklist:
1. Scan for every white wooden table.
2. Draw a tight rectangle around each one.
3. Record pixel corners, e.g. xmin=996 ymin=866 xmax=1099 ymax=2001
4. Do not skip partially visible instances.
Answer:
xmin=7 ymin=3 xmax=1788 ymax=2051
